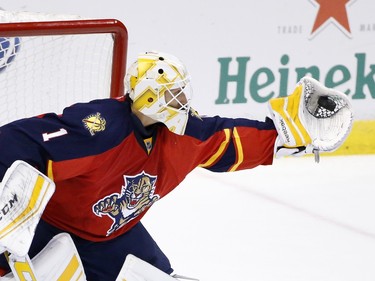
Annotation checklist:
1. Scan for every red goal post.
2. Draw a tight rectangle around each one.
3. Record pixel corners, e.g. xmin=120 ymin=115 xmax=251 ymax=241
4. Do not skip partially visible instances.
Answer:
xmin=0 ymin=14 xmax=128 ymax=125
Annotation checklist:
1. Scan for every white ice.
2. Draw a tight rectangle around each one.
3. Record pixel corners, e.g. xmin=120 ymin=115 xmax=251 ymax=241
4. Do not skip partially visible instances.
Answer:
xmin=143 ymin=155 xmax=375 ymax=281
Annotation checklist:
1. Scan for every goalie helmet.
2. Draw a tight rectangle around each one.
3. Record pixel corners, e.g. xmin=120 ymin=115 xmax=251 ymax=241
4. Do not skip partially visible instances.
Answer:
xmin=124 ymin=51 xmax=192 ymax=135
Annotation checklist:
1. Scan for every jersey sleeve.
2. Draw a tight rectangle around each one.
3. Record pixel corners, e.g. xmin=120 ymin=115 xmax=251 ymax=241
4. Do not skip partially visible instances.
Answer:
xmin=184 ymin=114 xmax=278 ymax=172
xmin=0 ymin=99 xmax=131 ymax=180
xmin=0 ymin=120 xmax=49 ymax=179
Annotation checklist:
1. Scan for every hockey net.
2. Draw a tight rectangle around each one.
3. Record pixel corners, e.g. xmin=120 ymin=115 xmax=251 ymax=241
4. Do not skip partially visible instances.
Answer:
xmin=0 ymin=11 xmax=128 ymax=126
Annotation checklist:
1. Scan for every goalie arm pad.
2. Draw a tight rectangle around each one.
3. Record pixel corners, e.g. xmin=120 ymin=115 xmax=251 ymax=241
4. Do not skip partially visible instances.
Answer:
xmin=0 ymin=161 xmax=55 ymax=257
xmin=268 ymin=76 xmax=354 ymax=158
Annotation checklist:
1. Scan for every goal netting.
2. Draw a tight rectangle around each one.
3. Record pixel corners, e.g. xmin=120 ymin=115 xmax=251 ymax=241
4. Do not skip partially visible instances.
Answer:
xmin=0 ymin=11 xmax=128 ymax=126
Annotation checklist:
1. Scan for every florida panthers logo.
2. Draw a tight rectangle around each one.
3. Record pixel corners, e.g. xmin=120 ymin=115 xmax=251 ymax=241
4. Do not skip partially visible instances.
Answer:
xmin=92 ymin=172 xmax=159 ymax=236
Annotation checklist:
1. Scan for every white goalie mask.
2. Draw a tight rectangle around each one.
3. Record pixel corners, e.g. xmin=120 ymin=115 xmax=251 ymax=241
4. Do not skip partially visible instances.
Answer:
xmin=125 ymin=51 xmax=193 ymax=135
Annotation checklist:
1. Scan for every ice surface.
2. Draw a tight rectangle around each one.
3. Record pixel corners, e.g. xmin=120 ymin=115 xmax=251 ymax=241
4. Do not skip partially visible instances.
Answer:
xmin=143 ymin=155 xmax=375 ymax=281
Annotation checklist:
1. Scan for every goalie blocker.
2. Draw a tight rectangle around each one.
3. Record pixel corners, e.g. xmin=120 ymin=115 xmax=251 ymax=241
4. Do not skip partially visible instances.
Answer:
xmin=268 ymin=76 xmax=353 ymax=162
xmin=0 ymin=161 xmax=55 ymax=257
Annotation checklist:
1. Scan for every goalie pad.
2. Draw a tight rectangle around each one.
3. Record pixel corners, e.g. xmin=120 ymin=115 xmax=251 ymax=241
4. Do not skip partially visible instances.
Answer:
xmin=268 ymin=76 xmax=353 ymax=158
xmin=2 ymin=233 xmax=86 ymax=281
xmin=0 ymin=161 xmax=55 ymax=257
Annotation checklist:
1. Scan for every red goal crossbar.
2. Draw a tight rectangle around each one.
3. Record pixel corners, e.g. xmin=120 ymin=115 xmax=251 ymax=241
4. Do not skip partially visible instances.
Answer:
xmin=0 ymin=19 xmax=128 ymax=98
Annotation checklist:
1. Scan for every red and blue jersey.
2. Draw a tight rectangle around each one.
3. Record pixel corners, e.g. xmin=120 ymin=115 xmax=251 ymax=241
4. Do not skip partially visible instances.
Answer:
xmin=0 ymin=96 xmax=277 ymax=241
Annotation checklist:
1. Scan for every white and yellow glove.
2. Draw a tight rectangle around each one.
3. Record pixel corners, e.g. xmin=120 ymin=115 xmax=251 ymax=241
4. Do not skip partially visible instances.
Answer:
xmin=268 ymin=76 xmax=353 ymax=162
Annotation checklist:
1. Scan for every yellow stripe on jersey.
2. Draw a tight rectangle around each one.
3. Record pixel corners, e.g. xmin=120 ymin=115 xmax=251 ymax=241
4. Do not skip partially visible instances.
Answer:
xmin=229 ymin=127 xmax=244 ymax=172
xmin=199 ymin=129 xmax=231 ymax=168
xmin=47 ymin=159 xmax=54 ymax=181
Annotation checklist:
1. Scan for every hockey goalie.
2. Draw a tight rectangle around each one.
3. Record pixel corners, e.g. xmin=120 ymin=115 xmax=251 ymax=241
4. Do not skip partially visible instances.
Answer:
xmin=0 ymin=50 xmax=353 ymax=280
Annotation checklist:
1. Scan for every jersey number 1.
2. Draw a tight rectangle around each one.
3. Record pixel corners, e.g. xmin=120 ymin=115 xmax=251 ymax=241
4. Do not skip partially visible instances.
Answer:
xmin=42 ymin=128 xmax=68 ymax=142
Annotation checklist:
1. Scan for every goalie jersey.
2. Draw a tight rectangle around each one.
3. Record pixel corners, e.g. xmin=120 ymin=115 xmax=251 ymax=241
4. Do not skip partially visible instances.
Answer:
xmin=0 ymin=96 xmax=277 ymax=241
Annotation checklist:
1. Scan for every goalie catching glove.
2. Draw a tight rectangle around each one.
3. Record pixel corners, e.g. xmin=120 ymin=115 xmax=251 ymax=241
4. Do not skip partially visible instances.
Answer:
xmin=268 ymin=76 xmax=353 ymax=162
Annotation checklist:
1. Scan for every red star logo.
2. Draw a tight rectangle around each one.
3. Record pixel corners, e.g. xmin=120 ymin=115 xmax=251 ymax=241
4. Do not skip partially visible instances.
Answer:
xmin=311 ymin=0 xmax=353 ymax=36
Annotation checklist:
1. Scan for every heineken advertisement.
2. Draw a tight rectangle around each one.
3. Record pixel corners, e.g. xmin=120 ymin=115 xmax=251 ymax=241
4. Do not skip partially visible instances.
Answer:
xmin=216 ymin=53 xmax=375 ymax=104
